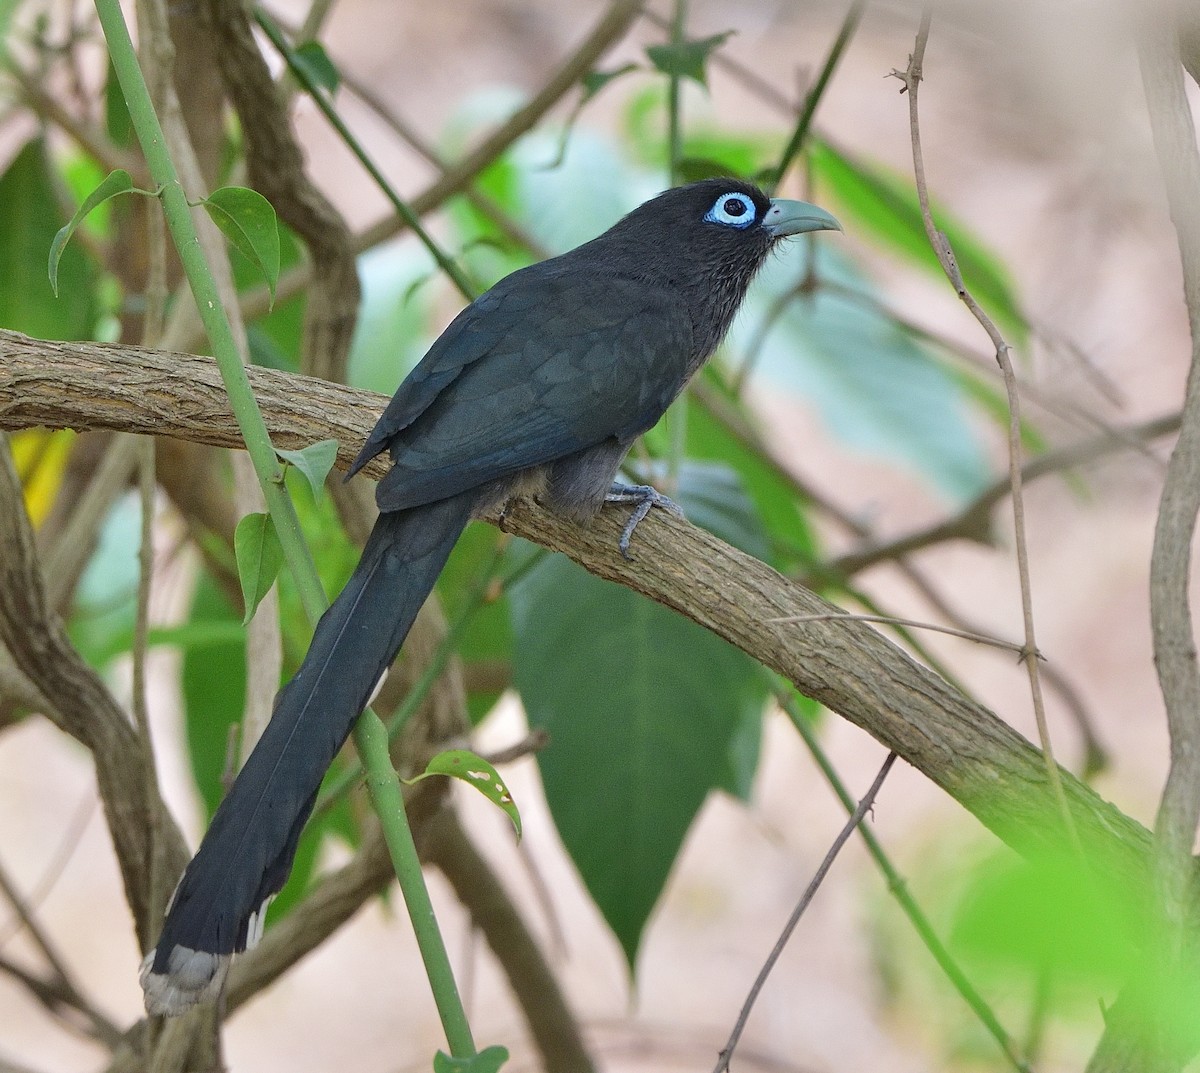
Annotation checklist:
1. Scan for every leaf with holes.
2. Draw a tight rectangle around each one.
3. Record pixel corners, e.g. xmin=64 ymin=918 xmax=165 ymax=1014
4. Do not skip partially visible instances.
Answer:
xmin=202 ymin=186 xmax=280 ymax=303
xmin=277 ymin=439 xmax=339 ymax=503
xmin=234 ymin=511 xmax=283 ymax=624
xmin=409 ymin=749 xmax=521 ymax=839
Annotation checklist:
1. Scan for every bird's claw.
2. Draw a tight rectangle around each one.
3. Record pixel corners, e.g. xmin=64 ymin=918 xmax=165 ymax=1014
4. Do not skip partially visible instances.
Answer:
xmin=605 ymin=483 xmax=684 ymax=559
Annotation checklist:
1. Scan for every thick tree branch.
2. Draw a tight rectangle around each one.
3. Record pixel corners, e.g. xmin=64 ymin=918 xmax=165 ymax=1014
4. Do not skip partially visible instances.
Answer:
xmin=0 ymin=330 xmax=1167 ymax=887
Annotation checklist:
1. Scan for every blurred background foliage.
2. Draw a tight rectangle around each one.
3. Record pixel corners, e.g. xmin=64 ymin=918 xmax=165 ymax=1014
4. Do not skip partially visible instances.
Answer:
xmin=1 ymin=1 xmax=1188 ymax=1070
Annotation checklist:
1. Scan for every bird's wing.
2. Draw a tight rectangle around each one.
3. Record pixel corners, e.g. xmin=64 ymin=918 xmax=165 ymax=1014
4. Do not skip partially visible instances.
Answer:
xmin=357 ymin=263 xmax=694 ymax=512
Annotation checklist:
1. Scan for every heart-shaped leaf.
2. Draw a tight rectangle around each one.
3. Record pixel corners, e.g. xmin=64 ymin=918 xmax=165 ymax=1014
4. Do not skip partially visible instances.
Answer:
xmin=277 ymin=438 xmax=340 ymax=502
xmin=202 ymin=186 xmax=280 ymax=303
xmin=233 ymin=511 xmax=283 ymax=624
xmin=49 ymin=168 xmax=136 ymax=296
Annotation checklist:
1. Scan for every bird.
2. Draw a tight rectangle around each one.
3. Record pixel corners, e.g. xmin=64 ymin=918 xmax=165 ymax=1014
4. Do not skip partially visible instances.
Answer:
xmin=140 ymin=177 xmax=840 ymax=1015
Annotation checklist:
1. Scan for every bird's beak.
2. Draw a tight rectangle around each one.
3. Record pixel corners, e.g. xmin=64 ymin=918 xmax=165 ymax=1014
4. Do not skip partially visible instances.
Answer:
xmin=763 ymin=199 xmax=842 ymax=238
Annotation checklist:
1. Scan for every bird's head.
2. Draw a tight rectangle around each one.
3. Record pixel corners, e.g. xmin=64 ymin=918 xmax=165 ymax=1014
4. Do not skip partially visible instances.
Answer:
xmin=594 ymin=178 xmax=840 ymax=354
xmin=606 ymin=177 xmax=840 ymax=260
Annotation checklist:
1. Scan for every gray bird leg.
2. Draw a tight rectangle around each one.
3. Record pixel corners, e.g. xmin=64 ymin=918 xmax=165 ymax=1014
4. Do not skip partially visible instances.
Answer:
xmin=605 ymin=482 xmax=685 ymax=558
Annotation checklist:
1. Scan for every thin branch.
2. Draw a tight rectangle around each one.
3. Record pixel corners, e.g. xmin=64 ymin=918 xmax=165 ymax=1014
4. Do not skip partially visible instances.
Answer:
xmin=131 ymin=438 xmax=166 ymax=951
xmin=782 ymin=694 xmax=1032 ymax=1073
xmin=820 ymin=277 xmax=1161 ymax=459
xmin=769 ymin=611 xmax=1028 ymax=657
xmin=830 ymin=412 xmax=1182 ymax=577
xmin=770 ymin=0 xmax=866 ymax=191
xmin=1141 ymin=5 xmax=1200 ymax=902
xmin=310 ymin=50 xmax=547 ymax=258
xmin=714 ymin=752 xmax=896 ymax=1073
xmin=0 ymin=953 xmax=115 ymax=1045
xmin=0 ymin=858 xmax=121 ymax=1046
xmin=6 ymin=60 xmax=148 ymax=181
xmin=0 ymin=796 xmax=95 ymax=951
xmin=0 ymin=431 xmax=190 ymax=937
xmin=255 ymin=9 xmax=475 ymax=301
xmin=894 ymin=11 xmax=1078 ymax=854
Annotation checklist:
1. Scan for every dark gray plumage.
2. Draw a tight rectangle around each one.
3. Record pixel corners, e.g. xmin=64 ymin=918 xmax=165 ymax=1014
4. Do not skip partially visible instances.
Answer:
xmin=141 ymin=178 xmax=839 ymax=1014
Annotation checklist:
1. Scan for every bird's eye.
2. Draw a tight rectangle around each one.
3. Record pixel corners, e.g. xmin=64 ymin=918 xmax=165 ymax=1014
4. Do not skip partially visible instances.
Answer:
xmin=704 ymin=192 xmax=757 ymax=229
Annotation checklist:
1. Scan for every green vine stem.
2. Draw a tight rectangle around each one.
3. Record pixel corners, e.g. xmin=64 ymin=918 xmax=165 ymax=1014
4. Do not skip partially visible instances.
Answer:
xmin=93 ymin=0 xmax=476 ymax=1057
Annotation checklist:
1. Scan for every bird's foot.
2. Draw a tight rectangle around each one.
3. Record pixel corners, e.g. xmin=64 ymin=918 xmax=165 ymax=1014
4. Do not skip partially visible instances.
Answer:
xmin=605 ymin=483 xmax=684 ymax=559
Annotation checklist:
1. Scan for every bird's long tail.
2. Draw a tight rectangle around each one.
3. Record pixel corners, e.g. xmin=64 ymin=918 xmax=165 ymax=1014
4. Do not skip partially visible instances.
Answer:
xmin=141 ymin=492 xmax=476 ymax=1015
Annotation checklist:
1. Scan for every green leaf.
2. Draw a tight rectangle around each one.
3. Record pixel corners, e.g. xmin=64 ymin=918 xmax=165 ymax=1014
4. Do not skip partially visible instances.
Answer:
xmin=0 ymin=139 xmax=97 ymax=340
xmin=954 ymin=850 xmax=1137 ymax=982
xmin=810 ymin=139 xmax=1027 ymax=346
xmin=729 ymin=242 xmax=991 ymax=501
xmin=104 ymin=58 xmax=134 ymax=148
xmin=347 ymin=243 xmax=437 ymax=394
xmin=409 ymin=749 xmax=521 ymax=838
xmin=433 ymin=1045 xmax=509 ymax=1073
xmin=436 ymin=522 xmax=514 ymax=724
xmin=239 ymin=223 xmax=307 ymax=371
xmin=202 ymin=186 xmax=280 ymax=302
xmin=645 ymin=31 xmax=733 ymax=87
xmin=233 ymin=511 xmax=283 ymax=624
xmin=511 ymin=553 xmax=768 ymax=965
xmin=66 ymin=493 xmax=141 ymax=666
xmin=276 ymin=439 xmax=340 ymax=502
xmin=683 ymin=372 xmax=822 ymax=574
xmin=292 ymin=41 xmax=340 ymax=94
xmin=181 ymin=575 xmax=248 ymax=817
xmin=581 ymin=63 xmax=639 ymax=100
xmin=673 ymin=460 xmax=771 ymax=562
xmin=49 ymin=169 xmax=135 ymax=295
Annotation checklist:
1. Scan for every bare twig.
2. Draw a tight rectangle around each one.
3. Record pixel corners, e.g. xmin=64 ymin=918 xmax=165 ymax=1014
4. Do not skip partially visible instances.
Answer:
xmin=783 ymin=694 xmax=1032 ymax=1073
xmin=0 ymin=953 xmax=114 ymax=1044
xmin=0 ymin=858 xmax=121 ymax=1046
xmin=771 ymin=0 xmax=867 ymax=191
xmin=894 ymin=11 xmax=1078 ymax=854
xmin=830 ymin=412 xmax=1181 ymax=577
xmin=714 ymin=752 xmax=897 ymax=1073
xmin=0 ymin=797 xmax=95 ymax=951
xmin=131 ymin=437 xmax=166 ymax=950
xmin=770 ymin=611 xmax=1028 ymax=657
